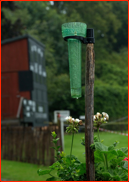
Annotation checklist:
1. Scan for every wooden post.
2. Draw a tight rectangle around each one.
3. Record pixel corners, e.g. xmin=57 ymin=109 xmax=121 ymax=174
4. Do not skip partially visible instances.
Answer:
xmin=85 ymin=43 xmax=95 ymax=181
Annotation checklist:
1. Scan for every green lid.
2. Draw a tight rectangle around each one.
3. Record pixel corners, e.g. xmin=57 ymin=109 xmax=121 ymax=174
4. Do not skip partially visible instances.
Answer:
xmin=62 ymin=22 xmax=87 ymax=38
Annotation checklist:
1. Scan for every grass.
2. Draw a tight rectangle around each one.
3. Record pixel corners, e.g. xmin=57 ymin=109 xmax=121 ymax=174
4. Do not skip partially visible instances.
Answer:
xmin=1 ymin=132 xmax=128 ymax=181
xmin=64 ymin=132 xmax=128 ymax=162
xmin=1 ymin=160 xmax=57 ymax=181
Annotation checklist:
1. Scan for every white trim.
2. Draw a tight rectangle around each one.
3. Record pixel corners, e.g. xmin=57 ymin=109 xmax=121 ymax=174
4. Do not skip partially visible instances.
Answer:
xmin=16 ymin=97 xmax=24 ymax=118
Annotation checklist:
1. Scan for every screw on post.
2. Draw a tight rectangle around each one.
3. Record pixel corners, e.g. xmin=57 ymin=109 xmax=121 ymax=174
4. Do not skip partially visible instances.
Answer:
xmin=62 ymin=23 xmax=95 ymax=181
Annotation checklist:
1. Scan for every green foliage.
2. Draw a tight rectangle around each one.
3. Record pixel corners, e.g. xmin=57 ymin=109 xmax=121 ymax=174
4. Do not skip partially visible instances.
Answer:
xmin=1 ymin=2 xmax=25 ymax=40
xmin=46 ymin=177 xmax=57 ymax=181
xmin=51 ymin=132 xmax=61 ymax=162
xmin=51 ymin=131 xmax=57 ymax=138
xmin=56 ymin=155 xmax=86 ymax=181
xmin=38 ymin=129 xmax=128 ymax=181
xmin=94 ymin=83 xmax=128 ymax=119
xmin=95 ymin=168 xmax=128 ymax=181
xmin=37 ymin=131 xmax=87 ymax=181
xmin=95 ymin=61 xmax=128 ymax=86
xmin=93 ymin=137 xmax=128 ymax=181
xmin=81 ymin=119 xmax=128 ymax=182
xmin=2 ymin=1 xmax=128 ymax=120
xmin=37 ymin=169 xmax=51 ymax=176
xmin=1 ymin=132 xmax=128 ymax=181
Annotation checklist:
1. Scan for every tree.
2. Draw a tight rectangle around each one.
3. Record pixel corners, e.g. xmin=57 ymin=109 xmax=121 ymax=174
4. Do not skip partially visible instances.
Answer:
xmin=2 ymin=1 xmax=128 ymax=120
xmin=1 ymin=1 xmax=24 ymax=40
xmin=110 ymin=1 xmax=128 ymax=52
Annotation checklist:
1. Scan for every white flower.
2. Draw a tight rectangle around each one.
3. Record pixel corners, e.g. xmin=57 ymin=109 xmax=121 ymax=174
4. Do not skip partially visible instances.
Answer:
xmin=65 ymin=116 xmax=69 ymax=120
xmin=96 ymin=112 xmax=101 ymax=118
xmin=65 ymin=116 xmax=71 ymax=121
xmin=75 ymin=119 xmax=80 ymax=123
xmin=97 ymin=112 xmax=100 ymax=115
xmin=102 ymin=112 xmax=109 ymax=120
xmin=72 ymin=118 xmax=74 ymax=121
xmin=102 ymin=112 xmax=106 ymax=116
xmin=104 ymin=117 xmax=106 ymax=121
xmin=105 ymin=114 xmax=109 ymax=120
xmin=93 ymin=115 xmax=96 ymax=120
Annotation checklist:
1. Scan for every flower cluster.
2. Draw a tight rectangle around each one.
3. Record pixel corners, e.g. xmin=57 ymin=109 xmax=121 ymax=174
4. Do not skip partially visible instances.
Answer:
xmin=65 ymin=116 xmax=83 ymax=133
xmin=123 ymin=157 xmax=128 ymax=161
xmin=65 ymin=116 xmax=82 ymax=125
xmin=93 ymin=112 xmax=109 ymax=128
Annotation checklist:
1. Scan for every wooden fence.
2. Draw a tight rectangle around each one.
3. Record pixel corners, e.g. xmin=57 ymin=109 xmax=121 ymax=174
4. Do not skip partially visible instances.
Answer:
xmin=1 ymin=125 xmax=62 ymax=165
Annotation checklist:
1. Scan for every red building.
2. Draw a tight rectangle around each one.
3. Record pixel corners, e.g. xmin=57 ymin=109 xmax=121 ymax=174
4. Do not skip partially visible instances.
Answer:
xmin=1 ymin=35 xmax=49 ymax=126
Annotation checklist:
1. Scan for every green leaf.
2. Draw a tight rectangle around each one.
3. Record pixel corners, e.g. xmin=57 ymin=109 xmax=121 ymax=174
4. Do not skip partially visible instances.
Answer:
xmin=57 ymin=146 xmax=61 ymax=149
xmin=50 ymin=161 xmax=60 ymax=170
xmin=101 ymin=172 xmax=111 ymax=181
xmin=117 ymin=150 xmax=126 ymax=157
xmin=51 ymin=147 xmax=56 ymax=150
xmin=52 ymin=138 xmax=60 ymax=143
xmin=74 ymin=162 xmax=80 ymax=166
xmin=94 ymin=150 xmax=105 ymax=163
xmin=110 ymin=157 xmax=124 ymax=169
xmin=46 ymin=177 xmax=58 ymax=181
xmin=51 ymin=131 xmax=57 ymax=138
xmin=122 ymin=161 xmax=128 ymax=170
xmin=69 ymin=155 xmax=80 ymax=163
xmin=74 ymin=128 xmax=78 ymax=132
xmin=101 ymin=149 xmax=117 ymax=158
xmin=90 ymin=143 xmax=95 ymax=150
xmin=108 ymin=167 xmax=128 ymax=181
xmin=105 ymin=150 xmax=118 ymax=163
xmin=57 ymin=151 xmax=60 ymax=155
xmin=112 ymin=175 xmax=121 ymax=181
xmin=95 ymin=142 xmax=108 ymax=151
xmin=77 ymin=163 xmax=86 ymax=175
xmin=117 ymin=168 xmax=128 ymax=181
xmin=37 ymin=169 xmax=51 ymax=175
xmin=109 ymin=149 xmax=117 ymax=156
xmin=120 ymin=147 xmax=128 ymax=155
xmin=108 ymin=145 xmax=114 ymax=151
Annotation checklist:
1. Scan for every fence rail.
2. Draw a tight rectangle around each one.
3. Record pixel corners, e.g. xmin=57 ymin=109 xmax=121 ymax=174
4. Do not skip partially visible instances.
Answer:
xmin=1 ymin=125 xmax=62 ymax=165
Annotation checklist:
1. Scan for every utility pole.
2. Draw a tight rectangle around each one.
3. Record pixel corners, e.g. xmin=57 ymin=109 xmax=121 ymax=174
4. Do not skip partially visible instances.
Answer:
xmin=85 ymin=29 xmax=95 ymax=181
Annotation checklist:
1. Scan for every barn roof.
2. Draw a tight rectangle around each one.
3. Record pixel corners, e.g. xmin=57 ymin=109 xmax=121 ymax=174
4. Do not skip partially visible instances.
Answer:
xmin=1 ymin=34 xmax=45 ymax=48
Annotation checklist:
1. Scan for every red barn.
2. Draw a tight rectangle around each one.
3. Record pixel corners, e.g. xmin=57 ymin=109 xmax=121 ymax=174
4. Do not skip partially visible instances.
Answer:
xmin=1 ymin=35 xmax=49 ymax=126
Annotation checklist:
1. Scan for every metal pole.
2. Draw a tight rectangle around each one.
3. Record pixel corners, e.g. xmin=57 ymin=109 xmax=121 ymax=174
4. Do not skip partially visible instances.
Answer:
xmin=60 ymin=120 xmax=64 ymax=151
xmin=85 ymin=43 xmax=95 ymax=181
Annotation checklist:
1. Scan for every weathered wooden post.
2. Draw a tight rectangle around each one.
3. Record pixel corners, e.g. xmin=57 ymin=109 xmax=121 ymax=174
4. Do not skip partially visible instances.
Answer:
xmin=85 ymin=29 xmax=95 ymax=181
xmin=61 ymin=23 xmax=95 ymax=181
